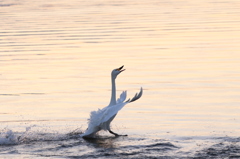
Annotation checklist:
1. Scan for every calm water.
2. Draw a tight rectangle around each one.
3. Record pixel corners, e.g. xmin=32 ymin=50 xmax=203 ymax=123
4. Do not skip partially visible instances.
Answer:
xmin=1 ymin=0 xmax=240 ymax=158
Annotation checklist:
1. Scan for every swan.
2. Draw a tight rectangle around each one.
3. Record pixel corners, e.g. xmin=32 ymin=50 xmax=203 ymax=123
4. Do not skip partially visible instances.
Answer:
xmin=81 ymin=65 xmax=143 ymax=138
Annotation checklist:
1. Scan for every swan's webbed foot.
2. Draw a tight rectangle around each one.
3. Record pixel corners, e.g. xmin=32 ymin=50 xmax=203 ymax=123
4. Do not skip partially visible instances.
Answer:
xmin=109 ymin=130 xmax=127 ymax=137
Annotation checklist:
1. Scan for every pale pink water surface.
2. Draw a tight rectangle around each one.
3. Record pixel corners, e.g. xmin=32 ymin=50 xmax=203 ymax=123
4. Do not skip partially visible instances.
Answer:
xmin=1 ymin=0 xmax=240 ymax=158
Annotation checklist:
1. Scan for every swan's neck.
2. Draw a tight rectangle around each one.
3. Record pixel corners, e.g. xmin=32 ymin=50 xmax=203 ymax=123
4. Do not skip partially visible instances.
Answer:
xmin=109 ymin=76 xmax=116 ymax=106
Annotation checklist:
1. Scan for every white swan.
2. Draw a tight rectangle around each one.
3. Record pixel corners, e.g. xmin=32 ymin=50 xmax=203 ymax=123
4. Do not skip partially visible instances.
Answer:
xmin=81 ymin=65 xmax=143 ymax=138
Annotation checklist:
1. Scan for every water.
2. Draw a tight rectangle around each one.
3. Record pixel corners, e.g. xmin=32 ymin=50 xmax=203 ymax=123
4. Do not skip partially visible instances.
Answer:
xmin=1 ymin=0 xmax=240 ymax=158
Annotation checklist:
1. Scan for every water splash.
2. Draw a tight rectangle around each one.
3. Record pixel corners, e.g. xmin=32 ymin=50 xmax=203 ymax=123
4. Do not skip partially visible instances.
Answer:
xmin=0 ymin=128 xmax=18 ymax=145
xmin=0 ymin=126 xmax=83 ymax=145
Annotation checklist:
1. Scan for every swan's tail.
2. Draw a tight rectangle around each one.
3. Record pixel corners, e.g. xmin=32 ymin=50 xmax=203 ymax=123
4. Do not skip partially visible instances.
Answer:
xmin=125 ymin=87 xmax=143 ymax=103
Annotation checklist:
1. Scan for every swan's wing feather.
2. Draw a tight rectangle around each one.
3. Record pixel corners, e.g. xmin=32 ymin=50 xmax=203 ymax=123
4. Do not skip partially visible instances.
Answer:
xmin=81 ymin=109 xmax=103 ymax=137
xmin=117 ymin=91 xmax=127 ymax=104
xmin=81 ymin=102 xmax=127 ymax=137
xmin=125 ymin=87 xmax=143 ymax=103
xmin=101 ymin=102 xmax=127 ymax=123
xmin=87 ymin=108 xmax=103 ymax=127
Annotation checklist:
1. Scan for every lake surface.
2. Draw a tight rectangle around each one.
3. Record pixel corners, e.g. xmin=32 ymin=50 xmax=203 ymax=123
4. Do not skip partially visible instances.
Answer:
xmin=1 ymin=0 xmax=240 ymax=158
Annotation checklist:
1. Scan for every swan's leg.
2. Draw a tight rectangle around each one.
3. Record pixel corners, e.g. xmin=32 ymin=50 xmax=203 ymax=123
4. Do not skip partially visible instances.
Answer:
xmin=109 ymin=130 xmax=119 ymax=136
xmin=109 ymin=130 xmax=128 ymax=137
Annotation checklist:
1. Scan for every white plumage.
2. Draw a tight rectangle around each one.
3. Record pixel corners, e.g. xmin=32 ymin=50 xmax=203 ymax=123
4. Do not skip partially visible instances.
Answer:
xmin=81 ymin=66 xmax=143 ymax=138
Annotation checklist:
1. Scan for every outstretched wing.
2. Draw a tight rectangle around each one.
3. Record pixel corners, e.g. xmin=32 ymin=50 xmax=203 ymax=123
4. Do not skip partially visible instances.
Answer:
xmin=100 ymin=88 xmax=143 ymax=123
xmin=125 ymin=87 xmax=143 ymax=103
xmin=100 ymin=102 xmax=128 ymax=123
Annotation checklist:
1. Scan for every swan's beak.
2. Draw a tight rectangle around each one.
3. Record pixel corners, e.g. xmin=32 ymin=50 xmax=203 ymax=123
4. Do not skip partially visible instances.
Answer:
xmin=117 ymin=65 xmax=125 ymax=72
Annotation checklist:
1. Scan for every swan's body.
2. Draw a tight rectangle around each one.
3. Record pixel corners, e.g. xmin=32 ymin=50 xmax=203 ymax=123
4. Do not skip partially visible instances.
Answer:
xmin=81 ymin=66 xmax=143 ymax=138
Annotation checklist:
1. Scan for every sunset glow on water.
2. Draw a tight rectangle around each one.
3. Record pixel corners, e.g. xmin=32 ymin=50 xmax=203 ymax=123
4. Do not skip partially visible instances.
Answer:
xmin=1 ymin=0 xmax=240 ymax=158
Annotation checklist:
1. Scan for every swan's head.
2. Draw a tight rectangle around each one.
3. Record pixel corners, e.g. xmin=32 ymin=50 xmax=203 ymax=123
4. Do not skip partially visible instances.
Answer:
xmin=111 ymin=65 xmax=125 ymax=79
